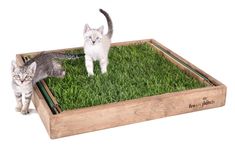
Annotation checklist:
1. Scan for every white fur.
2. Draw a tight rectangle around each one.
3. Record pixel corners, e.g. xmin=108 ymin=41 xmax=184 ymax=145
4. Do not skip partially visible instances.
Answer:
xmin=84 ymin=26 xmax=111 ymax=76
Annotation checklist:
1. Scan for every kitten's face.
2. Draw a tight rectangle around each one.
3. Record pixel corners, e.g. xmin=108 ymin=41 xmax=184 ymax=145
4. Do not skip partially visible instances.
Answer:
xmin=84 ymin=24 xmax=104 ymax=45
xmin=11 ymin=61 xmax=36 ymax=86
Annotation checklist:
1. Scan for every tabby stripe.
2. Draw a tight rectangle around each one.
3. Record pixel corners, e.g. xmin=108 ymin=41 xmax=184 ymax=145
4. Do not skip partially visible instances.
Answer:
xmin=15 ymin=93 xmax=22 ymax=98
xmin=25 ymin=91 xmax=32 ymax=99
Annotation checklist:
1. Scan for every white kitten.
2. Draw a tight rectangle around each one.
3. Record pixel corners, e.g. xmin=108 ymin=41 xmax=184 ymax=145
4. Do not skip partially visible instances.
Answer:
xmin=83 ymin=9 xmax=113 ymax=76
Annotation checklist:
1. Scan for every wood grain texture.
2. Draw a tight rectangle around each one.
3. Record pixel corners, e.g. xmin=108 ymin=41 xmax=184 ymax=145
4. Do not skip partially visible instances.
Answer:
xmin=15 ymin=39 xmax=226 ymax=139
xmin=33 ymin=85 xmax=53 ymax=135
xmin=49 ymin=85 xmax=225 ymax=138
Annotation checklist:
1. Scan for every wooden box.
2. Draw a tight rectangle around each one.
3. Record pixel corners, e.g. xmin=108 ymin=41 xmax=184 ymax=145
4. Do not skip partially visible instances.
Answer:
xmin=16 ymin=39 xmax=226 ymax=139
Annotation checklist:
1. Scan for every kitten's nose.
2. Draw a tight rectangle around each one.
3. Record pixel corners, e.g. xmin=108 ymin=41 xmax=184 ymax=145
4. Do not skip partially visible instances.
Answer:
xmin=21 ymin=80 xmax=24 ymax=83
xmin=92 ymin=41 xmax=95 ymax=44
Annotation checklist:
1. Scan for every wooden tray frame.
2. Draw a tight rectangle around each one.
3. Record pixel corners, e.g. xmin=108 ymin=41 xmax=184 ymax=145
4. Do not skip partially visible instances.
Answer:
xmin=16 ymin=39 xmax=226 ymax=139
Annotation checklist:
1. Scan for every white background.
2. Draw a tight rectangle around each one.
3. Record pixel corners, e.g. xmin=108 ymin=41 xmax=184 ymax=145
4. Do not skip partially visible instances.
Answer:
xmin=0 ymin=0 xmax=235 ymax=147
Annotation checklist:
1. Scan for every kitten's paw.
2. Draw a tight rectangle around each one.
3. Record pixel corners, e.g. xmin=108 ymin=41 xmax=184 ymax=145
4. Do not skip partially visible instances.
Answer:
xmin=15 ymin=106 xmax=22 ymax=112
xmin=61 ymin=71 xmax=66 ymax=78
xmin=21 ymin=109 xmax=29 ymax=115
xmin=101 ymin=71 xmax=107 ymax=74
xmin=57 ymin=70 xmax=66 ymax=78
xmin=88 ymin=73 xmax=94 ymax=77
xmin=101 ymin=68 xmax=107 ymax=74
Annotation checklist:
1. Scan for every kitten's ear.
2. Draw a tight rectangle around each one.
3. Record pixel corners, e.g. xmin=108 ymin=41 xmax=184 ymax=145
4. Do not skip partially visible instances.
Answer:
xmin=84 ymin=24 xmax=91 ymax=34
xmin=97 ymin=25 xmax=104 ymax=34
xmin=28 ymin=62 xmax=37 ymax=74
xmin=11 ymin=60 xmax=17 ymax=72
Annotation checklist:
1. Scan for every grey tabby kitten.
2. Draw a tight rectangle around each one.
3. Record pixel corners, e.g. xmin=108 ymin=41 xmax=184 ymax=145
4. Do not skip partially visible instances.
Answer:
xmin=11 ymin=52 xmax=84 ymax=114
xmin=83 ymin=9 xmax=113 ymax=76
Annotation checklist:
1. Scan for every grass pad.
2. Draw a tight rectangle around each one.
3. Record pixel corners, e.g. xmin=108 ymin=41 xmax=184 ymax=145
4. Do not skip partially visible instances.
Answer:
xmin=45 ymin=43 xmax=206 ymax=111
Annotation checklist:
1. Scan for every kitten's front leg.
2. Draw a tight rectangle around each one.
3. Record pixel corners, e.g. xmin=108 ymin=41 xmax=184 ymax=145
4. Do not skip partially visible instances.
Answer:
xmin=21 ymin=91 xmax=32 ymax=115
xmin=85 ymin=55 xmax=94 ymax=76
xmin=15 ymin=92 xmax=23 ymax=112
xmin=100 ymin=57 xmax=108 ymax=74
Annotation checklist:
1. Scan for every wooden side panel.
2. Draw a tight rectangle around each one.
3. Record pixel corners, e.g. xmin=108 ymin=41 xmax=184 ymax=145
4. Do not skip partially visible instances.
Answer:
xmin=16 ymin=39 xmax=152 ymax=58
xmin=50 ymin=86 xmax=226 ymax=138
xmin=33 ymin=86 xmax=53 ymax=135
xmin=111 ymin=39 xmax=152 ymax=46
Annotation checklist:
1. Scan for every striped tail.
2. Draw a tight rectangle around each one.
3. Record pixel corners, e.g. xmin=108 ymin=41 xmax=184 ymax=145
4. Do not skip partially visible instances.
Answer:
xmin=99 ymin=9 xmax=113 ymax=38
xmin=53 ymin=52 xmax=85 ymax=59
xmin=24 ymin=52 xmax=85 ymax=66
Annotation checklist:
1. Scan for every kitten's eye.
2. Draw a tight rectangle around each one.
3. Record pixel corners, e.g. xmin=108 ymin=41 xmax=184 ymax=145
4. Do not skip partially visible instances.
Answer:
xmin=25 ymin=75 xmax=32 ymax=80
xmin=89 ymin=36 xmax=92 ymax=40
xmin=96 ymin=37 xmax=99 ymax=40
xmin=13 ymin=75 xmax=20 ymax=80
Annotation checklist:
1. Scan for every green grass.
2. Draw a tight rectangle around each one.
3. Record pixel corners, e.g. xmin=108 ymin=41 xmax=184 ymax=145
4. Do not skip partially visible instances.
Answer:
xmin=45 ymin=43 xmax=206 ymax=111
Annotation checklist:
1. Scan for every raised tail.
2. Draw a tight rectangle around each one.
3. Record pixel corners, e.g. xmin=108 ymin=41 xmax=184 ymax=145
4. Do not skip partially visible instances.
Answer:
xmin=99 ymin=9 xmax=113 ymax=38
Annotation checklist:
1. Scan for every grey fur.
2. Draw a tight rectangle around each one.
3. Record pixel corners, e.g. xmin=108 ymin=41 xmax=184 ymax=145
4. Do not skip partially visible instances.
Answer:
xmin=11 ymin=52 xmax=84 ymax=114
xmin=24 ymin=52 xmax=84 ymax=84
